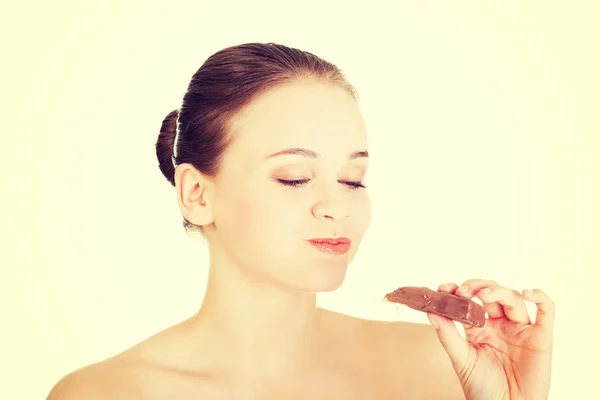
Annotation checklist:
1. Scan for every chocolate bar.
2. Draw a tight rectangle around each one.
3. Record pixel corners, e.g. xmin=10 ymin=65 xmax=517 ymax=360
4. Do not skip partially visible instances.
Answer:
xmin=384 ymin=286 xmax=486 ymax=327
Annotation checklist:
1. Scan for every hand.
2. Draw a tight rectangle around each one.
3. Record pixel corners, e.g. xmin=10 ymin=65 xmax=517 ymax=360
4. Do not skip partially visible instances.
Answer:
xmin=426 ymin=279 xmax=555 ymax=400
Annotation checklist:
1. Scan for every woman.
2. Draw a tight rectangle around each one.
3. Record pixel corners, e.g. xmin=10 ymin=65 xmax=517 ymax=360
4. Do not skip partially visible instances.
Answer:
xmin=48 ymin=42 xmax=555 ymax=399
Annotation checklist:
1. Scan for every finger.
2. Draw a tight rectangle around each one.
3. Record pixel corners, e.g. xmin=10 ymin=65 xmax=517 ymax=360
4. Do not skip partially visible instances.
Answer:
xmin=437 ymin=282 xmax=459 ymax=292
xmin=426 ymin=313 xmax=470 ymax=373
xmin=481 ymin=299 xmax=506 ymax=320
xmin=455 ymin=279 xmax=499 ymax=296
xmin=438 ymin=281 xmax=506 ymax=322
xmin=478 ymin=286 xmax=531 ymax=325
xmin=451 ymin=281 xmax=505 ymax=321
xmin=522 ymin=288 xmax=555 ymax=330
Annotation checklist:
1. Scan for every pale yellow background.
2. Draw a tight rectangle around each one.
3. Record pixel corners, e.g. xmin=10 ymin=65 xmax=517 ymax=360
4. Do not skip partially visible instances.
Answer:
xmin=2 ymin=1 xmax=598 ymax=399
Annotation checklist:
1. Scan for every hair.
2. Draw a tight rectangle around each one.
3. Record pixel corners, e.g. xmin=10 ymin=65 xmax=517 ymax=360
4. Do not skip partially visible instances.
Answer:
xmin=155 ymin=42 xmax=359 ymax=235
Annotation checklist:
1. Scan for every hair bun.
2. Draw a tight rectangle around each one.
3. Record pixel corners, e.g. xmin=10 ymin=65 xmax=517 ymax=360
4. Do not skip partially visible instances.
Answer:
xmin=155 ymin=109 xmax=180 ymax=186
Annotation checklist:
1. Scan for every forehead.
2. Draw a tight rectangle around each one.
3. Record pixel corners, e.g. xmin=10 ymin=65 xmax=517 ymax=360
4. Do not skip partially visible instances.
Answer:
xmin=227 ymin=79 xmax=368 ymax=161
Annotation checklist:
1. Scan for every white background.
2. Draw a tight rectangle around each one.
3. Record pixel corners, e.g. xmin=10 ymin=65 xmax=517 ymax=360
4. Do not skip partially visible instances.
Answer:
xmin=2 ymin=1 xmax=598 ymax=398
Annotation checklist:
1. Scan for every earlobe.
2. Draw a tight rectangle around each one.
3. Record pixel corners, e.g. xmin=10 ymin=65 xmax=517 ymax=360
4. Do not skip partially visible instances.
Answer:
xmin=185 ymin=196 xmax=213 ymax=226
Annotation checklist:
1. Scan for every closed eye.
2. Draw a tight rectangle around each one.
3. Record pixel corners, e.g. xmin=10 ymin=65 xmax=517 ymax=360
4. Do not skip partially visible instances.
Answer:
xmin=276 ymin=179 xmax=308 ymax=187
xmin=276 ymin=179 xmax=366 ymax=190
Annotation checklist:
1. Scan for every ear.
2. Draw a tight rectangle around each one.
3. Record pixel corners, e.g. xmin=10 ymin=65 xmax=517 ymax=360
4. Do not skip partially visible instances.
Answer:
xmin=174 ymin=163 xmax=215 ymax=227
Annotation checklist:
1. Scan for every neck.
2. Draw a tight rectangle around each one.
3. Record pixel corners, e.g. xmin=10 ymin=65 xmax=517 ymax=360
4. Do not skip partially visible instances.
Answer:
xmin=189 ymin=251 xmax=324 ymax=379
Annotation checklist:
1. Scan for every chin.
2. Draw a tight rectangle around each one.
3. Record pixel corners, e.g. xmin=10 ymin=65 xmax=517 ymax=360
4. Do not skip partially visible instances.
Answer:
xmin=297 ymin=261 xmax=349 ymax=293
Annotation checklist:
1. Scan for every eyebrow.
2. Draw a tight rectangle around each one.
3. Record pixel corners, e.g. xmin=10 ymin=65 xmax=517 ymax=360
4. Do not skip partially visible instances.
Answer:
xmin=266 ymin=148 xmax=369 ymax=160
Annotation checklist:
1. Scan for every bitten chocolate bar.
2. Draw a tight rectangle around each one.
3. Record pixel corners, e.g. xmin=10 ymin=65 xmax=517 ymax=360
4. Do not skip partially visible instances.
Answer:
xmin=384 ymin=286 xmax=486 ymax=327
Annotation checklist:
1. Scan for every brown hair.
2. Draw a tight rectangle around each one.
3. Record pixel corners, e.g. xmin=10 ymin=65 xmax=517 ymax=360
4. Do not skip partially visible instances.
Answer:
xmin=155 ymin=42 xmax=359 ymax=234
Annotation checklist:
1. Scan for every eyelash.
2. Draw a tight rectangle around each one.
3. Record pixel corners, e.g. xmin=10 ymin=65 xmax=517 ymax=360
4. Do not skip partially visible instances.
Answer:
xmin=276 ymin=179 xmax=366 ymax=190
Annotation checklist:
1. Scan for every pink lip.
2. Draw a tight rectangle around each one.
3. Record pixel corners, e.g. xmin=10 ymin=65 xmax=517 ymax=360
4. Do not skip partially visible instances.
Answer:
xmin=307 ymin=237 xmax=351 ymax=255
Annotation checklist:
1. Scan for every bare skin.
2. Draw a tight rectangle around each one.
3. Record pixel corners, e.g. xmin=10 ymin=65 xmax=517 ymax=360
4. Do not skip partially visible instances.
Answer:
xmin=47 ymin=70 xmax=555 ymax=399
xmin=48 ymin=79 xmax=467 ymax=399
xmin=48 ymin=311 xmax=464 ymax=399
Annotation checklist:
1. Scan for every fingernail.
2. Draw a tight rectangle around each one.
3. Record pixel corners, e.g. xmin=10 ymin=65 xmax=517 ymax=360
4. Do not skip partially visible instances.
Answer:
xmin=480 ymin=288 xmax=492 ymax=295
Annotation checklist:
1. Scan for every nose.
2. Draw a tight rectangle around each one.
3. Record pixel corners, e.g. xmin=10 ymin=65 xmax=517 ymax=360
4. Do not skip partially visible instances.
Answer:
xmin=311 ymin=185 xmax=351 ymax=221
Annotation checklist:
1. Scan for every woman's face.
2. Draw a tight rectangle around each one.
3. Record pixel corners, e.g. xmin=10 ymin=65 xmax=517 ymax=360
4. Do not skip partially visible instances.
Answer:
xmin=208 ymin=79 xmax=372 ymax=292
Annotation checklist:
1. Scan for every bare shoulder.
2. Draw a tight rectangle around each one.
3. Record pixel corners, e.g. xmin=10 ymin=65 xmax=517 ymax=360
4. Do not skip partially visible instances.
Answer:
xmin=361 ymin=318 xmax=466 ymax=399
xmin=46 ymin=357 xmax=142 ymax=400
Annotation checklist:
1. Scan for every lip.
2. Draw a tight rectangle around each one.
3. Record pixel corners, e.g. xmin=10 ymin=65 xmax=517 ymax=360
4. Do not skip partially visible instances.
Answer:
xmin=307 ymin=237 xmax=351 ymax=255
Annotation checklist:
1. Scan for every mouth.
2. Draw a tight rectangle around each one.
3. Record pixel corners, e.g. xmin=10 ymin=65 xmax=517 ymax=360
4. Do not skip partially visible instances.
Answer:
xmin=307 ymin=237 xmax=351 ymax=255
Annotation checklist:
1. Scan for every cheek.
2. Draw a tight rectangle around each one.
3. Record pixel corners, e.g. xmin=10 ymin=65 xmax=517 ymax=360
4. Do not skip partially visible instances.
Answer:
xmin=215 ymin=183 xmax=303 ymax=256
xmin=364 ymin=196 xmax=373 ymax=226
xmin=243 ymin=198 xmax=307 ymax=248
xmin=215 ymin=191 xmax=261 ymax=241
xmin=353 ymin=194 xmax=372 ymax=233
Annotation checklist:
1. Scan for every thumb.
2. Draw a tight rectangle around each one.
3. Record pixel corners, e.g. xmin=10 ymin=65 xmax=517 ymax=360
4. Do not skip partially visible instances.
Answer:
xmin=427 ymin=313 xmax=471 ymax=374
